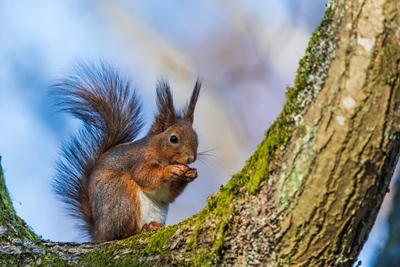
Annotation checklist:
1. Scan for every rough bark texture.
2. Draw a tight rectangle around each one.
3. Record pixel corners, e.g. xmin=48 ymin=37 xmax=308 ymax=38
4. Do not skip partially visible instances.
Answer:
xmin=1 ymin=0 xmax=400 ymax=266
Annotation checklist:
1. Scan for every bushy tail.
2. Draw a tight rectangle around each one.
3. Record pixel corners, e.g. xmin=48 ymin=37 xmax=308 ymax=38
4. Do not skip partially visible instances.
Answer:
xmin=52 ymin=60 xmax=143 ymax=236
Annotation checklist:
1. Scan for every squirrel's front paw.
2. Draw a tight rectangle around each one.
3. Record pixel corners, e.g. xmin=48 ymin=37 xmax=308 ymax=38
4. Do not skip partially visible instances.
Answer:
xmin=184 ymin=168 xmax=197 ymax=182
xmin=169 ymin=164 xmax=188 ymax=180
xmin=168 ymin=164 xmax=197 ymax=182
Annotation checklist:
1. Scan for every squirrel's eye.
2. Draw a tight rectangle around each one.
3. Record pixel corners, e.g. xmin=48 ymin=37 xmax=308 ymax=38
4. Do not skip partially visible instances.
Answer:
xmin=170 ymin=135 xmax=178 ymax=143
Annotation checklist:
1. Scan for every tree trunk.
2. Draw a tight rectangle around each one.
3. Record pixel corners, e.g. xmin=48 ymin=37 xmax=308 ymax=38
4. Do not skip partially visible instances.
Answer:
xmin=1 ymin=0 xmax=400 ymax=266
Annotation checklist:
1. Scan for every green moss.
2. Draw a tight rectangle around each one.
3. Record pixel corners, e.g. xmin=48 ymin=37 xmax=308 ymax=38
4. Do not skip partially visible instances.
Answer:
xmin=77 ymin=224 xmax=186 ymax=266
xmin=0 ymin=255 xmax=20 ymax=267
xmin=0 ymin=157 xmax=39 ymax=242
xmin=193 ymin=249 xmax=213 ymax=267
xmin=82 ymin=249 xmax=142 ymax=266
xmin=84 ymin=250 xmax=125 ymax=266
xmin=186 ymin=211 xmax=207 ymax=248
xmin=80 ymin=241 xmax=140 ymax=266
xmin=146 ymin=224 xmax=179 ymax=252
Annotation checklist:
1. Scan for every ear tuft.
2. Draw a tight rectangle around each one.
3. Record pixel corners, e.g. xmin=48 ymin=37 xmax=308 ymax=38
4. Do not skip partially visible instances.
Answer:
xmin=150 ymin=79 xmax=177 ymax=134
xmin=184 ymin=78 xmax=201 ymax=124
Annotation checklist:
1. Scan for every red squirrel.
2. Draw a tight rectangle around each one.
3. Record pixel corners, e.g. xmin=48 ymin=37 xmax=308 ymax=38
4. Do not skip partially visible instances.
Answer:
xmin=52 ymin=61 xmax=201 ymax=242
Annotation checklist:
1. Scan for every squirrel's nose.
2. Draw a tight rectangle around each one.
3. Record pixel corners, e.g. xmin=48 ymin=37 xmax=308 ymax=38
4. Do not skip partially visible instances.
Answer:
xmin=186 ymin=154 xmax=196 ymax=164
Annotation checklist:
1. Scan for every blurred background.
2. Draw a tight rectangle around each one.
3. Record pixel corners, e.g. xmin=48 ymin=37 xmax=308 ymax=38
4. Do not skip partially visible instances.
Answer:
xmin=0 ymin=1 xmax=398 ymax=266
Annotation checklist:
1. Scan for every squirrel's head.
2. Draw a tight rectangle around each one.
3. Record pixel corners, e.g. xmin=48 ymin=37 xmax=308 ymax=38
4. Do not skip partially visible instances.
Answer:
xmin=148 ymin=79 xmax=201 ymax=167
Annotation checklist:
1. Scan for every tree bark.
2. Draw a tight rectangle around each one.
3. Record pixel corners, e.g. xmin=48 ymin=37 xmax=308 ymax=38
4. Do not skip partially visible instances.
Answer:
xmin=1 ymin=0 xmax=400 ymax=266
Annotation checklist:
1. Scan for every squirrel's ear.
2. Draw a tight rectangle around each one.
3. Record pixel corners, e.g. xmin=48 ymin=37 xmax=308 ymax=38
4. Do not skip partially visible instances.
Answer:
xmin=184 ymin=79 xmax=201 ymax=124
xmin=150 ymin=79 xmax=177 ymax=134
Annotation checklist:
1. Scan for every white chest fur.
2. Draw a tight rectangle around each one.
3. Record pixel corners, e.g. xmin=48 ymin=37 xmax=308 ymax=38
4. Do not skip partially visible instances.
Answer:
xmin=138 ymin=182 xmax=171 ymax=228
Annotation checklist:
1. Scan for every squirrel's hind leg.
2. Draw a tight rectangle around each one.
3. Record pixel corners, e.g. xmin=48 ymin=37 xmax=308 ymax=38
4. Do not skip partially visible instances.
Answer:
xmin=90 ymin=173 xmax=141 ymax=242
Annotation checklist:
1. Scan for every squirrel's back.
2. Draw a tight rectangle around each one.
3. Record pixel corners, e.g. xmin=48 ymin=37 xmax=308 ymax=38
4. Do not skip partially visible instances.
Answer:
xmin=52 ymin=61 xmax=144 ymax=236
